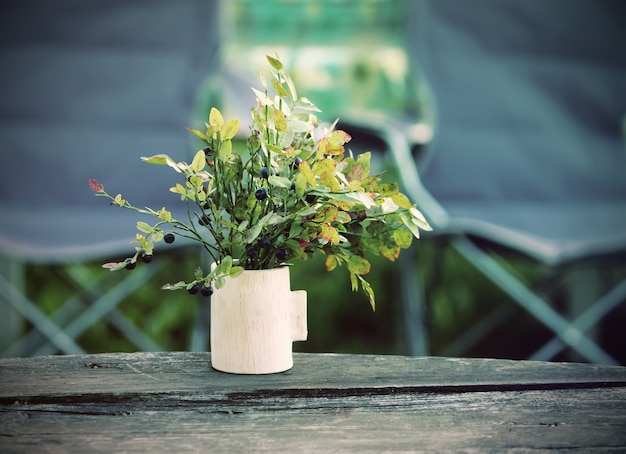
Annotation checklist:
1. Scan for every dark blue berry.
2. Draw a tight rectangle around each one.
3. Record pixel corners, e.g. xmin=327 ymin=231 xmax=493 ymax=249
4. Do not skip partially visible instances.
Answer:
xmin=188 ymin=284 xmax=199 ymax=295
xmin=259 ymin=237 xmax=271 ymax=249
xmin=164 ymin=233 xmax=175 ymax=244
xmin=292 ymin=156 xmax=302 ymax=169
xmin=201 ymin=285 xmax=214 ymax=297
xmin=275 ymin=248 xmax=288 ymax=261
xmin=259 ymin=166 xmax=274 ymax=179
xmin=125 ymin=260 xmax=136 ymax=270
xmin=203 ymin=146 xmax=212 ymax=156
xmin=305 ymin=194 xmax=317 ymax=204
xmin=255 ymin=187 xmax=268 ymax=200
xmin=247 ymin=245 xmax=259 ymax=258
xmin=141 ymin=253 xmax=153 ymax=263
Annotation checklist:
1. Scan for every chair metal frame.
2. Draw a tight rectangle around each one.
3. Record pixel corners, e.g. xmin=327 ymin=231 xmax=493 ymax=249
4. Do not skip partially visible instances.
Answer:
xmin=343 ymin=113 xmax=626 ymax=365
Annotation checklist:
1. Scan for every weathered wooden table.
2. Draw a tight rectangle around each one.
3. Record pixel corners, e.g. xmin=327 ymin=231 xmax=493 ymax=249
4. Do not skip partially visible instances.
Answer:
xmin=1 ymin=352 xmax=625 ymax=452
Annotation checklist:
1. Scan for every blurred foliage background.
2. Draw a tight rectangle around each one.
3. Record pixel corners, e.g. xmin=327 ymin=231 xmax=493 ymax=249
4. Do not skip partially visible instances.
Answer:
xmin=4 ymin=0 xmax=626 ymax=363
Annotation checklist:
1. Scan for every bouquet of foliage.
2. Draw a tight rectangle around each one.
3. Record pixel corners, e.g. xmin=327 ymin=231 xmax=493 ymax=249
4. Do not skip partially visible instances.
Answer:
xmin=90 ymin=55 xmax=431 ymax=309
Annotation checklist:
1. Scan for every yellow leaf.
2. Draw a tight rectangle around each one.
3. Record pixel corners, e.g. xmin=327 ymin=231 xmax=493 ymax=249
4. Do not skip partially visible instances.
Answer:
xmin=312 ymin=158 xmax=336 ymax=175
xmin=266 ymin=54 xmax=284 ymax=70
xmin=379 ymin=244 xmax=401 ymax=261
xmin=190 ymin=149 xmax=206 ymax=172
xmin=328 ymin=130 xmax=352 ymax=146
xmin=347 ymin=164 xmax=363 ymax=183
xmin=320 ymin=171 xmax=341 ymax=192
xmin=295 ymin=172 xmax=307 ymax=197
xmin=356 ymin=152 xmax=371 ymax=176
xmin=156 ymin=208 xmax=173 ymax=222
xmin=379 ymin=182 xmax=399 ymax=196
xmin=272 ymin=79 xmax=288 ymax=97
xmin=185 ymin=127 xmax=206 ymax=141
xmin=299 ymin=160 xmax=316 ymax=189
xmin=325 ymin=255 xmax=339 ymax=272
xmin=392 ymin=192 xmax=412 ymax=209
xmin=141 ymin=154 xmax=169 ymax=165
xmin=347 ymin=255 xmax=371 ymax=275
xmin=221 ymin=119 xmax=239 ymax=140
xmin=209 ymin=107 xmax=224 ymax=131
xmin=314 ymin=205 xmax=338 ymax=223
xmin=316 ymin=137 xmax=328 ymax=158
xmin=272 ymin=109 xmax=287 ymax=133
xmin=393 ymin=228 xmax=413 ymax=249
xmin=318 ymin=224 xmax=339 ymax=243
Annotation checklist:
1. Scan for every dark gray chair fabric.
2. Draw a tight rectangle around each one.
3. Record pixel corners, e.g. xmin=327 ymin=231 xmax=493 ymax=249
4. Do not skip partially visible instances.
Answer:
xmin=0 ymin=0 xmax=219 ymax=355
xmin=394 ymin=0 xmax=626 ymax=363
xmin=0 ymin=0 xmax=218 ymax=261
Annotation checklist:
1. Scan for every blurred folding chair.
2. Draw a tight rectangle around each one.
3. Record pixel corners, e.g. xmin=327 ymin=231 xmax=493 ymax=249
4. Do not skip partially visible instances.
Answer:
xmin=0 ymin=0 xmax=220 ymax=356
xmin=379 ymin=0 xmax=626 ymax=363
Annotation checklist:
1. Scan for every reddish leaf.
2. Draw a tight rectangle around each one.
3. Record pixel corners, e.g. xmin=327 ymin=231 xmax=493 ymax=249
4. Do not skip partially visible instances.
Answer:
xmin=89 ymin=179 xmax=104 ymax=193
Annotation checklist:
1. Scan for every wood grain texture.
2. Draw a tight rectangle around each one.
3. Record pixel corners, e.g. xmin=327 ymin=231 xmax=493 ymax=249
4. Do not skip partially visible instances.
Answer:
xmin=1 ymin=353 xmax=625 ymax=452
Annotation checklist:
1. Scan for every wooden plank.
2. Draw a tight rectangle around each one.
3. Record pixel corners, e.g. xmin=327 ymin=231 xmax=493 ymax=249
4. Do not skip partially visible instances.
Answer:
xmin=1 ymin=352 xmax=626 ymax=399
xmin=1 ymin=353 xmax=625 ymax=452
xmin=1 ymin=384 xmax=625 ymax=451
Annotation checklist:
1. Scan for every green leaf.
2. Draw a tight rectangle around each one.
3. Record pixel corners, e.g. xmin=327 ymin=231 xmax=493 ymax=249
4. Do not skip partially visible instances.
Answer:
xmin=251 ymin=87 xmax=274 ymax=106
xmin=393 ymin=228 xmax=413 ymax=249
xmin=287 ymin=119 xmax=314 ymax=133
xmin=215 ymin=276 xmax=226 ymax=289
xmin=292 ymin=97 xmax=321 ymax=113
xmin=246 ymin=221 xmax=265 ymax=244
xmin=268 ymin=175 xmax=292 ymax=189
xmin=229 ymin=266 xmax=245 ymax=278
xmin=295 ymin=173 xmax=307 ymax=198
xmin=161 ymin=281 xmax=187 ymax=290
xmin=378 ymin=183 xmax=399 ymax=197
xmin=347 ymin=255 xmax=371 ymax=275
xmin=136 ymin=221 xmax=153 ymax=234
xmin=350 ymin=272 xmax=358 ymax=292
xmin=358 ymin=275 xmax=376 ymax=311
xmin=217 ymin=139 xmax=232 ymax=162
xmin=102 ymin=261 xmax=130 ymax=271
xmin=215 ymin=256 xmax=233 ymax=275
xmin=266 ymin=54 xmax=284 ymax=70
